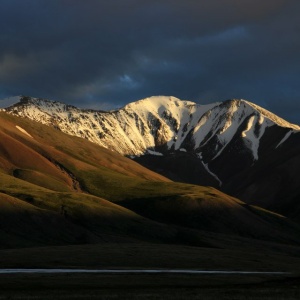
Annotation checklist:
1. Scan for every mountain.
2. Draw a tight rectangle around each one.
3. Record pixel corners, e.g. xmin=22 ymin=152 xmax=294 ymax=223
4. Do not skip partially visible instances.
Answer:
xmin=4 ymin=95 xmax=300 ymax=221
xmin=5 ymin=96 xmax=299 ymax=157
xmin=1 ymin=111 xmax=300 ymax=249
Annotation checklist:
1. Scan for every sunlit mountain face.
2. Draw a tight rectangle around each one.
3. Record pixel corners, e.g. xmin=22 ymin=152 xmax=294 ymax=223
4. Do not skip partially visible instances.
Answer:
xmin=3 ymin=95 xmax=300 ymax=221
xmin=4 ymin=96 xmax=299 ymax=157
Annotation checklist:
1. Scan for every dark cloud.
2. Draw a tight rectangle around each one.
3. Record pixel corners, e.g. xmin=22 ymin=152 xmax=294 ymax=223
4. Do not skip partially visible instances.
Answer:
xmin=0 ymin=0 xmax=299 ymax=123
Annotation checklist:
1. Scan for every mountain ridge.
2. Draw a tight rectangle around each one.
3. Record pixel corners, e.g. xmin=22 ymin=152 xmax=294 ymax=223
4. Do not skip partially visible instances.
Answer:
xmin=3 ymin=95 xmax=299 ymax=157
xmin=3 ymin=95 xmax=300 ymax=221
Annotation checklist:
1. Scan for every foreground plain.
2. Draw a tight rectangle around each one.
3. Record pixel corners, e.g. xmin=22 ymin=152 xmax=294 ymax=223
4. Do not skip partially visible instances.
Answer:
xmin=0 ymin=243 xmax=300 ymax=299
xmin=0 ymin=272 xmax=299 ymax=299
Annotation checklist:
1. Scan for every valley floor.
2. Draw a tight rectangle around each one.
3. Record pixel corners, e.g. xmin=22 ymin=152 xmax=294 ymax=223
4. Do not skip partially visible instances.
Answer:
xmin=0 ymin=272 xmax=299 ymax=299
xmin=0 ymin=243 xmax=299 ymax=299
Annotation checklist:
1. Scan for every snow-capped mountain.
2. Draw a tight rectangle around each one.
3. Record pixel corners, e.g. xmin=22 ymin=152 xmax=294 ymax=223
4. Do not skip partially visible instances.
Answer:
xmin=4 ymin=95 xmax=299 ymax=158
xmin=3 ymin=95 xmax=300 ymax=220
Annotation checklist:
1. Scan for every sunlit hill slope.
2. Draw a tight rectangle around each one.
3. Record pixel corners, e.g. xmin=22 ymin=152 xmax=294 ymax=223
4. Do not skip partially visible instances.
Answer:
xmin=0 ymin=112 xmax=300 ymax=249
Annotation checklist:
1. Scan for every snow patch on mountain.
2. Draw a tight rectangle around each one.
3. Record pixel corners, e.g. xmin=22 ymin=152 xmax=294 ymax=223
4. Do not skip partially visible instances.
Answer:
xmin=244 ymin=100 xmax=300 ymax=131
xmin=276 ymin=130 xmax=294 ymax=148
xmin=198 ymin=153 xmax=222 ymax=187
xmin=16 ymin=125 xmax=33 ymax=138
xmin=146 ymin=149 xmax=163 ymax=156
xmin=241 ymin=116 xmax=261 ymax=160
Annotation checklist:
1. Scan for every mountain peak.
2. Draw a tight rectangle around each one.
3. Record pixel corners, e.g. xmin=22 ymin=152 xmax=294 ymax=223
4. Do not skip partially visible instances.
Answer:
xmin=123 ymin=95 xmax=196 ymax=111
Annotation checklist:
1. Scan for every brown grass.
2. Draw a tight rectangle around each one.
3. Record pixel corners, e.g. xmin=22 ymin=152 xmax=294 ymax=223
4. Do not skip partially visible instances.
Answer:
xmin=0 ymin=112 xmax=300 ymax=250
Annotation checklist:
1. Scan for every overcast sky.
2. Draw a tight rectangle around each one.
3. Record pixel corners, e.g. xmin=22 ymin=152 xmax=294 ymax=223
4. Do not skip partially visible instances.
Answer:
xmin=0 ymin=0 xmax=299 ymax=123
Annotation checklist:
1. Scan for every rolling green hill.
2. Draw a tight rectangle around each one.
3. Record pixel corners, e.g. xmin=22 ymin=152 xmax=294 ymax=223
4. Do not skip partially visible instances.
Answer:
xmin=1 ymin=111 xmax=300 ymax=250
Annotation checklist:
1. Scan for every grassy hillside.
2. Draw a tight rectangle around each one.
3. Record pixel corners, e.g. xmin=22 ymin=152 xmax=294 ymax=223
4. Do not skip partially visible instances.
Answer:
xmin=1 ymin=112 xmax=300 ymax=249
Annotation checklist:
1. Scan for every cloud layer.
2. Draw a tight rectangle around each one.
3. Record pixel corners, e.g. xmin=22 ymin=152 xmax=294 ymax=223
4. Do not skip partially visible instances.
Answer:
xmin=0 ymin=0 xmax=299 ymax=122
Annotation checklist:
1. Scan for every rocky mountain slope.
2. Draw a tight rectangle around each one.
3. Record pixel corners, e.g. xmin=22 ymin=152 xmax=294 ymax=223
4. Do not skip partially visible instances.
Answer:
xmin=3 ymin=95 xmax=300 ymax=221
xmin=4 ymin=96 xmax=299 ymax=158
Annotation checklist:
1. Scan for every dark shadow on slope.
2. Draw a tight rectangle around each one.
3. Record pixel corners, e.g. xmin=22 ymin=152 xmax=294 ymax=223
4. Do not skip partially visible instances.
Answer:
xmin=133 ymin=151 xmax=219 ymax=187
xmin=120 ymin=194 xmax=300 ymax=246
